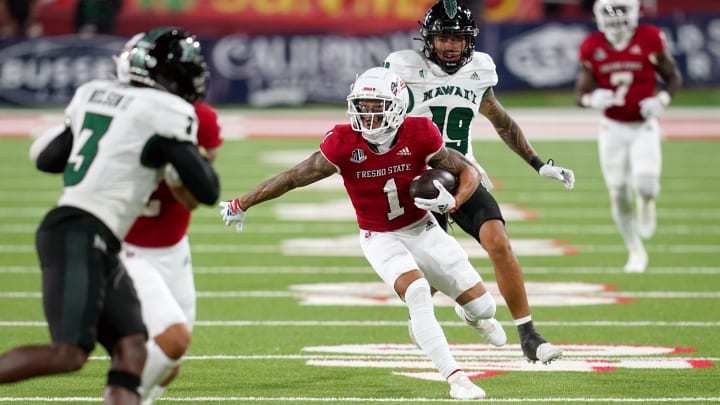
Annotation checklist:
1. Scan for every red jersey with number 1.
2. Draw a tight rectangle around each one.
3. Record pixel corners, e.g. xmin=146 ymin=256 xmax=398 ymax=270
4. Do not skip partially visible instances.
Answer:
xmin=320 ymin=116 xmax=443 ymax=232
xmin=124 ymin=101 xmax=223 ymax=247
xmin=579 ymin=25 xmax=666 ymax=122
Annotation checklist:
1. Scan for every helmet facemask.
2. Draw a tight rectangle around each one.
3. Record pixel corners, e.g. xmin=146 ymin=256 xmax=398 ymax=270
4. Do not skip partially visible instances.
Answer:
xmin=593 ymin=0 xmax=639 ymax=50
xmin=347 ymin=67 xmax=409 ymax=146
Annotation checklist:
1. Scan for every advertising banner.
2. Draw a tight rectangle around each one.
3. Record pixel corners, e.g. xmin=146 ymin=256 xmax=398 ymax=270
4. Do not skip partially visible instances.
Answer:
xmin=482 ymin=15 xmax=720 ymax=90
xmin=0 ymin=15 xmax=718 ymax=106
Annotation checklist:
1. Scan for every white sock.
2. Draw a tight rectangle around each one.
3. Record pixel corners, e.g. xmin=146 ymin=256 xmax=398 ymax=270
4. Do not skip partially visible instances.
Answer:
xmin=141 ymin=340 xmax=180 ymax=400
xmin=405 ymin=278 xmax=458 ymax=379
xmin=514 ymin=315 xmax=532 ymax=326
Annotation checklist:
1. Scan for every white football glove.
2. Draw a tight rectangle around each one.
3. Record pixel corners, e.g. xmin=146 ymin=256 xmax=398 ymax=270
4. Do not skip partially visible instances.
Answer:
xmin=219 ymin=199 xmax=246 ymax=232
xmin=413 ymin=180 xmax=457 ymax=214
xmin=582 ymin=88 xmax=616 ymax=110
xmin=639 ymin=95 xmax=667 ymax=119
xmin=539 ymin=159 xmax=575 ymax=190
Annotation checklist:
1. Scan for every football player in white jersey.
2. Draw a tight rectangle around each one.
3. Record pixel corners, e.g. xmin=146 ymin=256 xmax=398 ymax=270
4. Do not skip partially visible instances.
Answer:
xmin=115 ymin=31 xmax=224 ymax=405
xmin=0 ymin=27 xmax=219 ymax=405
xmin=384 ymin=0 xmax=573 ymax=364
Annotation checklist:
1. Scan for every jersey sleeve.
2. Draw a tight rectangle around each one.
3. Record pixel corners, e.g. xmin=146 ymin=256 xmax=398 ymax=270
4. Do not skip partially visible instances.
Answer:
xmin=194 ymin=101 xmax=223 ymax=149
xmin=470 ymin=52 xmax=499 ymax=89
xmin=147 ymin=95 xmax=198 ymax=145
xmin=578 ymin=36 xmax=593 ymax=63
xmin=319 ymin=126 xmax=342 ymax=167
xmin=420 ymin=117 xmax=444 ymax=159
xmin=384 ymin=50 xmax=421 ymax=80
xmin=641 ymin=25 xmax=666 ymax=56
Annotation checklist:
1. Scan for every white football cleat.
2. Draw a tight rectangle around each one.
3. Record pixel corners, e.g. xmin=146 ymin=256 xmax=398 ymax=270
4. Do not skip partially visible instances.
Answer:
xmin=637 ymin=198 xmax=657 ymax=239
xmin=535 ymin=342 xmax=563 ymax=364
xmin=448 ymin=371 xmax=486 ymax=400
xmin=454 ymin=304 xmax=507 ymax=347
xmin=624 ymin=246 xmax=648 ymax=273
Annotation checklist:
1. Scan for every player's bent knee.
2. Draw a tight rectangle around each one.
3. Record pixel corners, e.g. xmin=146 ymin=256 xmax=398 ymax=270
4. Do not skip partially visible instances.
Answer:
xmin=404 ymin=278 xmax=432 ymax=307
xmin=634 ymin=176 xmax=659 ymax=200
xmin=461 ymin=292 xmax=496 ymax=321
xmin=155 ymin=323 xmax=191 ymax=360
xmin=48 ymin=343 xmax=88 ymax=372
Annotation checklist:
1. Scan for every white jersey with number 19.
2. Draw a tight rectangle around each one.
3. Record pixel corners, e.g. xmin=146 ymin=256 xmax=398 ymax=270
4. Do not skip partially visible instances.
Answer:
xmin=384 ymin=49 xmax=498 ymax=165
xmin=59 ymin=79 xmax=198 ymax=239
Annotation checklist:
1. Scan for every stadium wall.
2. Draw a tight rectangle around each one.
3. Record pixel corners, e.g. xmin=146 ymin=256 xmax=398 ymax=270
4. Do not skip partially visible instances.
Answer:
xmin=0 ymin=13 xmax=718 ymax=107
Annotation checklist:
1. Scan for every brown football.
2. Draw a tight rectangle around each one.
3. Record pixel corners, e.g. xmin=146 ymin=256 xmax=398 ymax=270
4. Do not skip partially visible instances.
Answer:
xmin=409 ymin=169 xmax=458 ymax=199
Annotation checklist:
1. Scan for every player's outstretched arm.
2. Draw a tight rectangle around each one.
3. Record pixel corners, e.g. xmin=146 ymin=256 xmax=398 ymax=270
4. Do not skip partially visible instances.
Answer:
xmin=239 ymin=151 xmax=336 ymax=210
xmin=220 ymin=151 xmax=336 ymax=232
xmin=478 ymin=88 xmax=540 ymax=164
xmin=479 ymin=88 xmax=575 ymax=189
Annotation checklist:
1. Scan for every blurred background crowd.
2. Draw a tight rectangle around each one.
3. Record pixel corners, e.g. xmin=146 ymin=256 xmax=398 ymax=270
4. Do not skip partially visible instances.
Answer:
xmin=0 ymin=0 xmax=717 ymax=107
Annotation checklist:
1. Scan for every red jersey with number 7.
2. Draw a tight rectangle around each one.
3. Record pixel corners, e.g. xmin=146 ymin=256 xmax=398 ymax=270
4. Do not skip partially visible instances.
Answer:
xmin=579 ymin=25 xmax=667 ymax=122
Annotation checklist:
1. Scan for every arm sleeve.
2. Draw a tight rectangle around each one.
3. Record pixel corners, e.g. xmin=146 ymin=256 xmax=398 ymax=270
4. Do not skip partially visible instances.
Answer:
xmin=144 ymin=137 xmax=220 ymax=205
xmin=31 ymin=125 xmax=73 ymax=173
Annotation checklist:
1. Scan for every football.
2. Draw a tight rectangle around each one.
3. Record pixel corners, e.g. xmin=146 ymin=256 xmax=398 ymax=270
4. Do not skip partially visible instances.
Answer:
xmin=409 ymin=168 xmax=458 ymax=199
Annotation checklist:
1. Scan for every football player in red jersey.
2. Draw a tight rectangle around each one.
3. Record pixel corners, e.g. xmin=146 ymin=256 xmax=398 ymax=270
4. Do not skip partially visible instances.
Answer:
xmin=220 ymin=67 xmax=505 ymax=400
xmin=575 ymin=0 xmax=682 ymax=273
xmin=385 ymin=0 xmax=570 ymax=365
xmin=115 ymin=32 xmax=224 ymax=405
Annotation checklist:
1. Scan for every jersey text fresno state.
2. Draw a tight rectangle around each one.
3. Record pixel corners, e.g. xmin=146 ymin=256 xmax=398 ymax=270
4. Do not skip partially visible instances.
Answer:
xmin=320 ymin=116 xmax=443 ymax=232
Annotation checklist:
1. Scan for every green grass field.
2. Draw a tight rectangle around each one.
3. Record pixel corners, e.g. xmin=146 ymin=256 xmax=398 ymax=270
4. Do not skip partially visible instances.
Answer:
xmin=0 ymin=135 xmax=718 ymax=404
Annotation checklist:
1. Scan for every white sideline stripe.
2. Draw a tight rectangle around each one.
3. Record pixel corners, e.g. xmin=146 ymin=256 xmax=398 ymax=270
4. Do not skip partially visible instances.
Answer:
xmin=1 ymin=244 xmax=719 ymax=254
xmin=4 ymin=207 xmax=720 ymax=219
xmin=2 ymin=320 xmax=719 ymax=327
xmin=0 ymin=397 xmax=718 ymax=403
xmin=1 ymin=291 xmax=719 ymax=299
xmin=4 ymin=223 xmax=720 ymax=235
xmin=3 ymin=266 xmax=720 ymax=274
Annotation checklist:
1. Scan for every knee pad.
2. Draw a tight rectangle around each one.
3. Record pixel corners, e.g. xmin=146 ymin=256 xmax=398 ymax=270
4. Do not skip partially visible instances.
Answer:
xmin=107 ymin=369 xmax=141 ymax=396
xmin=461 ymin=292 xmax=496 ymax=321
xmin=634 ymin=175 xmax=659 ymax=201
xmin=405 ymin=278 xmax=431 ymax=305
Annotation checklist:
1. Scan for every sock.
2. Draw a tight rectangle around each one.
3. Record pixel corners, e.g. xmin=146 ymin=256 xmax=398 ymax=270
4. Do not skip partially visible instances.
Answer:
xmin=514 ymin=315 xmax=532 ymax=326
xmin=405 ymin=278 xmax=458 ymax=379
xmin=140 ymin=340 xmax=179 ymax=400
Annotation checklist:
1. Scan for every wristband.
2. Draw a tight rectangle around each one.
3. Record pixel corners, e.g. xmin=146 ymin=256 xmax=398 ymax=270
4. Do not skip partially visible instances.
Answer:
xmin=657 ymin=90 xmax=671 ymax=107
xmin=530 ymin=156 xmax=544 ymax=172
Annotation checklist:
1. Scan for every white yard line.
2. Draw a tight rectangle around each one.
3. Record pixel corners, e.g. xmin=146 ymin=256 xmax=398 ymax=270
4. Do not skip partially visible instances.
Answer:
xmin=0 ymin=396 xmax=718 ymax=403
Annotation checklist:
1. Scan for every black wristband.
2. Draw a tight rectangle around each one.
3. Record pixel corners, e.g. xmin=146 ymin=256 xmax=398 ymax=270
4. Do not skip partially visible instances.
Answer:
xmin=530 ymin=156 xmax=545 ymax=172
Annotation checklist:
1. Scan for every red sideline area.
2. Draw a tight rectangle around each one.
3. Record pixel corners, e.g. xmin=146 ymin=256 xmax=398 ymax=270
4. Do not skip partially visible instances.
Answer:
xmin=2 ymin=107 xmax=718 ymax=141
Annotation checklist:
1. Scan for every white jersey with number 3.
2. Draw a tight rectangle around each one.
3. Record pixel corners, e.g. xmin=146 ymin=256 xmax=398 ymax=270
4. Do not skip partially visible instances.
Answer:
xmin=59 ymin=79 xmax=198 ymax=239
xmin=384 ymin=50 xmax=498 ymax=164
